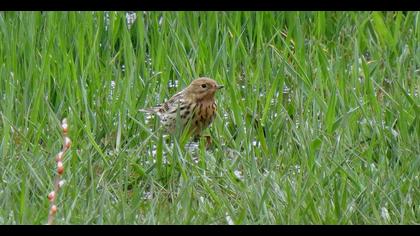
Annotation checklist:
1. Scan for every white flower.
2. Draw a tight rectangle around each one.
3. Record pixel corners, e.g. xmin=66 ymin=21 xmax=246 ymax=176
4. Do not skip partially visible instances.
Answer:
xmin=225 ymin=213 xmax=234 ymax=225
xmin=381 ymin=207 xmax=390 ymax=222
xmin=233 ymin=170 xmax=243 ymax=180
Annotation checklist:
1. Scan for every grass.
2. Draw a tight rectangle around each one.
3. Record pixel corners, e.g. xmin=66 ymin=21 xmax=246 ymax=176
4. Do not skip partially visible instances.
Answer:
xmin=0 ymin=11 xmax=419 ymax=224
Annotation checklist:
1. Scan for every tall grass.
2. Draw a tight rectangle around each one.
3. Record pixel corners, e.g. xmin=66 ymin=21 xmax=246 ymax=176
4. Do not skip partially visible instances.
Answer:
xmin=0 ymin=11 xmax=418 ymax=224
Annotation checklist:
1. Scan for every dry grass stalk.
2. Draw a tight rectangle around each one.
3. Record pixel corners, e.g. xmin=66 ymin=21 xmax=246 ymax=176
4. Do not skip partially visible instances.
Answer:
xmin=47 ymin=118 xmax=71 ymax=225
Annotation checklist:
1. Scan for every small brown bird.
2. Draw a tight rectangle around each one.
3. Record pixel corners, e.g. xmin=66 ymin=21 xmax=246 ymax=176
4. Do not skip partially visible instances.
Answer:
xmin=140 ymin=77 xmax=224 ymax=139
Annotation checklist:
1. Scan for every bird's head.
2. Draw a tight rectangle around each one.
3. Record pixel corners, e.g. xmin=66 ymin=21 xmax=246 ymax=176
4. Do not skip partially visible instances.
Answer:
xmin=185 ymin=77 xmax=224 ymax=102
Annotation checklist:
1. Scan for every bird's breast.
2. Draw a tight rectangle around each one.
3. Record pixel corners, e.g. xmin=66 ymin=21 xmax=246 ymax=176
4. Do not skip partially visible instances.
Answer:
xmin=192 ymin=100 xmax=216 ymax=129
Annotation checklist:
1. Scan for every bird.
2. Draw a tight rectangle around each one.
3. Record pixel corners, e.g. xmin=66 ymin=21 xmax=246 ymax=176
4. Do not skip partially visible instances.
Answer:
xmin=139 ymin=77 xmax=224 ymax=140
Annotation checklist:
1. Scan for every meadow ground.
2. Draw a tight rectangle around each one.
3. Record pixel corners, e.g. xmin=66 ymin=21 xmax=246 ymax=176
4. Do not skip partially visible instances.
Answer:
xmin=0 ymin=11 xmax=419 ymax=224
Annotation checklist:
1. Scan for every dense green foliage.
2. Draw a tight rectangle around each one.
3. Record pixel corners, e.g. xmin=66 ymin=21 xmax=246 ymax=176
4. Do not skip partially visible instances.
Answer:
xmin=0 ymin=11 xmax=419 ymax=224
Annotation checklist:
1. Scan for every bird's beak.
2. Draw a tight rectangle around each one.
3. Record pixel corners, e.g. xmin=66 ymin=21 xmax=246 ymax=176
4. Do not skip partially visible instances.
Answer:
xmin=217 ymin=85 xmax=224 ymax=89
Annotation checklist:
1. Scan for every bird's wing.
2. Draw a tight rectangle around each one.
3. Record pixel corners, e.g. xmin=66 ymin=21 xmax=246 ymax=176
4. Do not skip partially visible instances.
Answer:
xmin=161 ymin=90 xmax=185 ymax=113
xmin=139 ymin=90 xmax=185 ymax=115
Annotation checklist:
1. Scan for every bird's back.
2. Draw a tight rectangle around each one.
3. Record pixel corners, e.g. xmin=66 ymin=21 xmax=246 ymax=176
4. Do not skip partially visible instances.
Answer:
xmin=140 ymin=90 xmax=191 ymax=133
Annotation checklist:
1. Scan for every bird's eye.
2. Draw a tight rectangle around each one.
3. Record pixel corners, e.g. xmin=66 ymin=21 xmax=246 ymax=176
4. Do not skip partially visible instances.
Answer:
xmin=201 ymin=84 xmax=207 ymax=88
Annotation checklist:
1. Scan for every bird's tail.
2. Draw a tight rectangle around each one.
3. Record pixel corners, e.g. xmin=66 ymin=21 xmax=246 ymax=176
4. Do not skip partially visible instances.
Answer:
xmin=139 ymin=107 xmax=159 ymax=114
